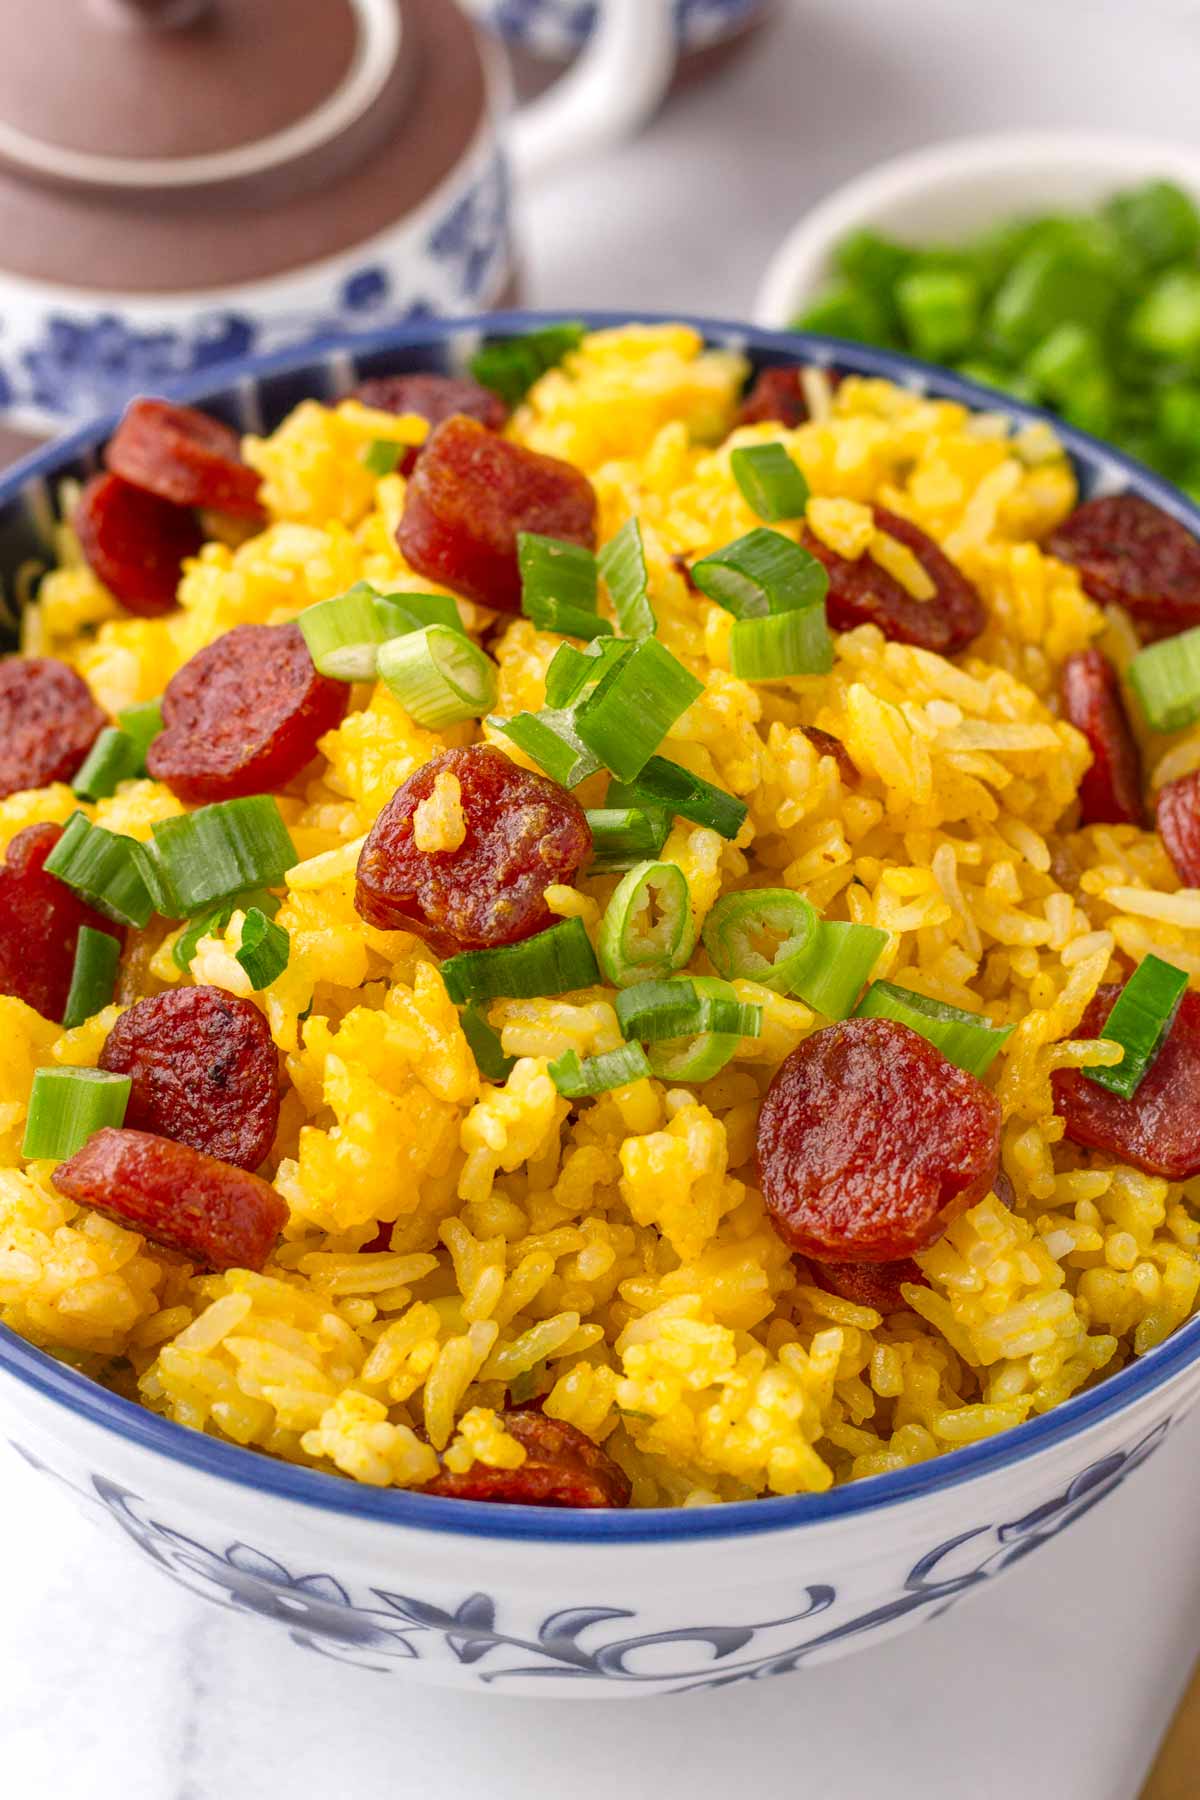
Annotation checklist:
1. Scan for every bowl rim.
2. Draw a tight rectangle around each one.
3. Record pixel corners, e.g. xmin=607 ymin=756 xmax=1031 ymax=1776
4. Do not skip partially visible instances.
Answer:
xmin=3 ymin=305 xmax=1200 ymax=1544
xmin=754 ymin=127 xmax=1200 ymax=327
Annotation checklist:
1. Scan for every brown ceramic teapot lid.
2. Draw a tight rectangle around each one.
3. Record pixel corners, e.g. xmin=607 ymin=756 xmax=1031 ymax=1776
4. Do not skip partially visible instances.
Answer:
xmin=0 ymin=0 xmax=489 ymax=291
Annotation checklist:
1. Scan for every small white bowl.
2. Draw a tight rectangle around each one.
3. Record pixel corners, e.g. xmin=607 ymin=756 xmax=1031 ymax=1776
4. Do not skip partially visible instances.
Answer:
xmin=755 ymin=129 xmax=1200 ymax=330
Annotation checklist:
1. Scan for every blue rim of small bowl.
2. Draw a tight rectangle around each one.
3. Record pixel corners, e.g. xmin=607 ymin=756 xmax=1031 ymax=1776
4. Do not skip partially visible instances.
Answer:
xmin=2 ymin=308 xmax=1199 ymax=1544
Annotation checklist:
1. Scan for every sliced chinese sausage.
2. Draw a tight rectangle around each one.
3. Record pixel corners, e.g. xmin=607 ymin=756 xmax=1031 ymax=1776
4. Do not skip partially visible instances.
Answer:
xmin=1053 ymin=984 xmax=1200 ymax=1180
xmin=808 ymin=1256 xmax=926 ymax=1314
xmin=397 ymin=415 xmax=596 ymax=613
xmin=105 ymin=398 xmax=264 ymax=521
xmin=1060 ymin=648 xmax=1144 ymax=827
xmin=355 ymin=744 xmax=592 ymax=954
xmin=737 ymin=364 xmax=812 ymax=428
xmin=52 ymin=1128 xmax=286 ymax=1272
xmin=1048 ymin=494 xmax=1200 ymax=638
xmin=98 ymin=986 xmax=280 ymax=1172
xmin=758 ymin=1017 xmax=1001 ymax=1263
xmin=75 ymin=474 xmax=203 ymax=619
xmin=147 ymin=620 xmax=348 ymax=805
xmin=352 ymin=372 xmax=508 ymax=474
xmin=424 ymin=1410 xmax=631 ymax=1508
xmin=1157 ymin=770 xmax=1200 ymax=887
xmin=802 ymin=506 xmax=985 ymax=655
xmin=0 ymin=656 xmax=107 ymax=799
xmin=0 ymin=823 xmax=115 ymax=1021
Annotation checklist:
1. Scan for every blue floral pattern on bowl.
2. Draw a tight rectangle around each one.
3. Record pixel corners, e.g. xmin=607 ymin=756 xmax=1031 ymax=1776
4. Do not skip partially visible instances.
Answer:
xmin=464 ymin=0 xmax=767 ymax=60
xmin=8 ymin=1418 xmax=1172 ymax=1687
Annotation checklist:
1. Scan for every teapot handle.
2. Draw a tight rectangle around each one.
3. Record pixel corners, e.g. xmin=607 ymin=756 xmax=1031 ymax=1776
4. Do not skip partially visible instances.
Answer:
xmin=507 ymin=0 xmax=677 ymax=186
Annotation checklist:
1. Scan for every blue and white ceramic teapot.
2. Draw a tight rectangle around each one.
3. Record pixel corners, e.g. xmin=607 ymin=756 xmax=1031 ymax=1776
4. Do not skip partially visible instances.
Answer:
xmin=0 ymin=0 xmax=676 ymax=455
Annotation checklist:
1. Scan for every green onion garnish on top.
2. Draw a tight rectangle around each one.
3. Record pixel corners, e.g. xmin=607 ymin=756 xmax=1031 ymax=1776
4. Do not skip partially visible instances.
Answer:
xmin=525 ymin=596 xmax=614 ymax=642
xmin=492 ymin=708 xmax=603 ymax=789
xmin=550 ymin=1042 xmax=652 ymax=1099
xmin=793 ymin=920 xmax=888 ymax=1020
xmin=574 ymin=638 xmax=703 ymax=782
xmin=44 ymin=812 xmax=155 ymax=929
xmin=298 ymin=582 xmax=389 ymax=682
xmin=730 ymin=606 xmax=834 ymax=681
xmin=378 ymin=624 xmax=497 ymax=728
xmin=544 ymin=637 xmax=633 ymax=709
xmin=71 ymin=727 xmax=145 ymax=803
xmin=441 ymin=917 xmax=600 ymax=1005
xmin=171 ymin=888 xmax=281 ymax=976
xmin=374 ymin=590 xmax=466 ymax=639
xmin=608 ymin=758 xmax=747 ymax=841
xmin=363 ymin=438 xmax=405 ymax=477
xmin=584 ymin=806 xmax=671 ymax=874
xmin=598 ymin=518 xmax=656 ymax=640
xmin=730 ymin=444 xmax=810 ymax=522
xmin=1128 ymin=625 xmax=1200 ymax=733
xmin=1083 ymin=953 xmax=1189 ymax=1099
xmin=144 ymin=797 xmax=295 ymax=919
xmin=518 ymin=532 xmax=598 ymax=616
xmin=459 ymin=1003 xmax=516 ymax=1083
xmin=702 ymin=888 xmax=821 ymax=993
xmin=691 ymin=528 xmax=829 ymax=619
xmin=61 ymin=925 xmax=122 ymax=1031
xmin=598 ymin=860 xmax=696 ymax=988
xmin=855 ymin=980 xmax=1013 ymax=1076
xmin=469 ymin=321 xmax=586 ymax=408
xmin=115 ymin=698 xmax=163 ymax=769
xmin=235 ymin=907 xmax=291 ymax=990
xmin=21 ymin=1066 xmax=130 ymax=1162
xmin=614 ymin=975 xmax=762 ymax=1046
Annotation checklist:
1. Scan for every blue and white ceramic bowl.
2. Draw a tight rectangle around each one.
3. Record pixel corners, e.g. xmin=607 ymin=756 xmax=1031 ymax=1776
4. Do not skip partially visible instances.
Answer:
xmin=2 ymin=312 xmax=1199 ymax=1697
xmin=461 ymin=0 xmax=770 ymax=63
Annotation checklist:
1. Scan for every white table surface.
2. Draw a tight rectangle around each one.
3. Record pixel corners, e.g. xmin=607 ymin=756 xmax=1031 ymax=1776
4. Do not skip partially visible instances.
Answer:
xmin=7 ymin=1 xmax=1200 ymax=1794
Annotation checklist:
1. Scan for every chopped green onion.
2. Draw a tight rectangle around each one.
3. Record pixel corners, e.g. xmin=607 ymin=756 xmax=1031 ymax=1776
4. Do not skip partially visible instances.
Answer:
xmin=615 ymin=976 xmax=762 ymax=1045
xmin=469 ymin=321 xmax=585 ymax=408
xmin=1128 ymin=625 xmax=1200 ymax=733
xmin=71 ymin=727 xmax=145 ymax=802
xmin=544 ymin=638 xmax=632 ymax=709
xmin=508 ymin=1367 xmax=542 ymax=1404
xmin=598 ymin=518 xmax=655 ymax=639
xmin=21 ymin=1066 xmax=130 ymax=1162
xmin=374 ymin=590 xmax=465 ymax=638
xmin=584 ymin=807 xmax=670 ymax=874
xmin=235 ymin=907 xmax=290 ymax=990
xmin=518 ymin=532 xmax=598 ymax=616
xmin=378 ymin=624 xmax=497 ymax=728
xmin=641 ymin=975 xmax=761 ymax=1082
xmin=1106 ymin=180 xmax=1200 ymax=271
xmin=460 ymin=1003 xmax=516 ymax=1082
xmin=491 ymin=708 xmax=602 ymax=788
xmin=730 ymin=606 xmax=834 ymax=681
xmin=597 ymin=860 xmax=696 ymax=988
xmin=44 ymin=812 xmax=155 ymax=929
xmin=574 ymin=639 xmax=703 ymax=782
xmin=701 ymin=889 xmax=820 ymax=993
xmin=298 ymin=583 xmax=389 ymax=681
xmin=855 ymin=980 xmax=1013 ymax=1076
xmin=363 ymin=438 xmax=404 ymax=476
xmin=550 ymin=1041 xmax=652 ymax=1098
xmin=609 ymin=758 xmax=747 ymax=840
xmin=171 ymin=888 xmax=281 ymax=975
xmin=146 ymin=798 xmax=295 ymax=918
xmin=793 ymin=920 xmax=887 ymax=1020
xmin=115 ymin=698 xmax=163 ymax=769
xmin=441 ymin=917 xmax=600 ymax=1005
xmin=61 ymin=926 xmax=121 ymax=1030
xmin=896 ymin=267 xmax=979 ymax=362
xmin=1129 ymin=269 xmax=1200 ymax=359
xmin=525 ymin=596 xmax=614 ymax=642
xmin=691 ymin=528 xmax=829 ymax=620
xmin=730 ymin=444 xmax=810 ymax=522
xmin=1083 ymin=954 xmax=1189 ymax=1099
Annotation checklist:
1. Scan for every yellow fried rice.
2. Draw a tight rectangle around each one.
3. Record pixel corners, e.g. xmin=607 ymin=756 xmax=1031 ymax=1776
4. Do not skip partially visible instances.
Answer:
xmin=3 ymin=320 xmax=1199 ymax=1508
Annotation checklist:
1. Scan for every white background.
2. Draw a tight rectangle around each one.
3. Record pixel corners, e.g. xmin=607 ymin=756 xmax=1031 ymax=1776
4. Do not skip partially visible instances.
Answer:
xmin=6 ymin=2 xmax=1200 ymax=1795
